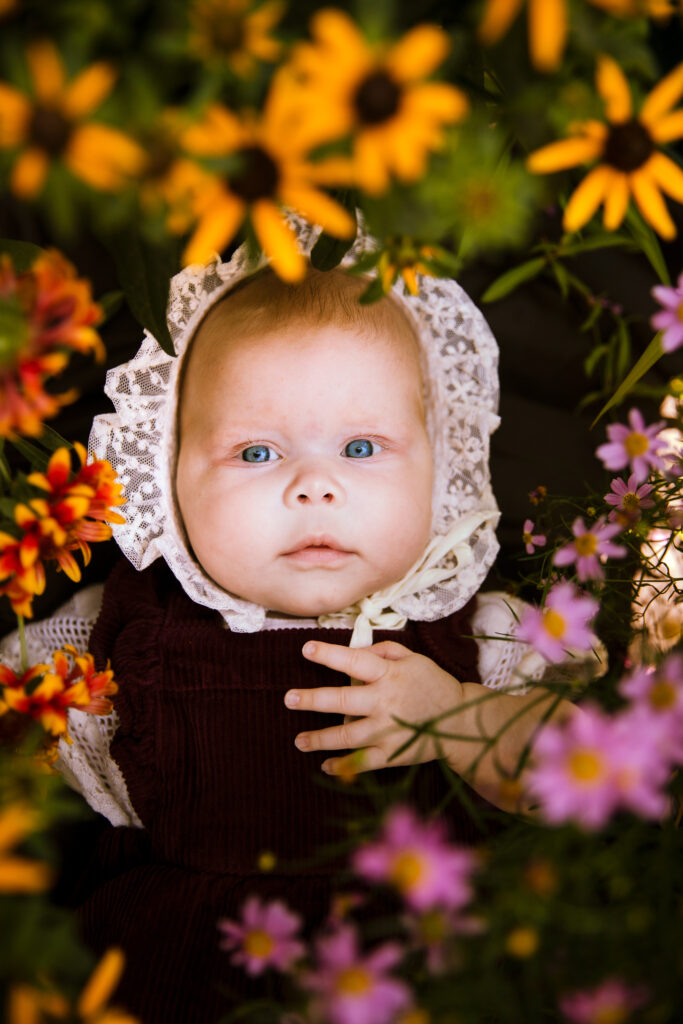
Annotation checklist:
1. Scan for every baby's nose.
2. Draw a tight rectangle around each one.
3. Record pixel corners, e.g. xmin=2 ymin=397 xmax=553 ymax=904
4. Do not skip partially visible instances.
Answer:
xmin=283 ymin=464 xmax=346 ymax=508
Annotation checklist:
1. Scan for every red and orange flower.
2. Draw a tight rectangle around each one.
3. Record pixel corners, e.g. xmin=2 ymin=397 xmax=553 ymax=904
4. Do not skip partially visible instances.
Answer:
xmin=0 ymin=250 xmax=104 ymax=437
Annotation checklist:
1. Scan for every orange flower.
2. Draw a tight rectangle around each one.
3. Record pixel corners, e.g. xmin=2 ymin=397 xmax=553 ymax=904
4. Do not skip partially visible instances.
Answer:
xmin=0 ymin=250 xmax=103 ymax=437
xmin=0 ymin=445 xmax=125 ymax=616
xmin=0 ymin=802 xmax=52 ymax=892
xmin=377 ymin=240 xmax=441 ymax=296
xmin=0 ymin=39 xmax=144 ymax=198
xmin=189 ymin=0 xmax=284 ymax=77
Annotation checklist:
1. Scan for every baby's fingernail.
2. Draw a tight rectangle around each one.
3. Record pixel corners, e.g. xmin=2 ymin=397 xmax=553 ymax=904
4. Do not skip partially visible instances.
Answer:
xmin=295 ymin=734 xmax=309 ymax=750
xmin=303 ymin=642 xmax=316 ymax=656
xmin=284 ymin=690 xmax=300 ymax=707
xmin=321 ymin=761 xmax=331 ymax=774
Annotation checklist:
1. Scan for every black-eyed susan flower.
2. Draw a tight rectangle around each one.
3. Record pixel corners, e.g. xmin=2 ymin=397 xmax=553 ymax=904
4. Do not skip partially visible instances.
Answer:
xmin=178 ymin=75 xmax=355 ymax=280
xmin=376 ymin=240 xmax=439 ymax=296
xmin=290 ymin=9 xmax=467 ymax=195
xmin=189 ymin=0 xmax=284 ymax=77
xmin=0 ymin=250 xmax=103 ymax=437
xmin=527 ymin=57 xmax=683 ymax=239
xmin=0 ymin=802 xmax=52 ymax=892
xmin=0 ymin=40 xmax=144 ymax=198
xmin=136 ymin=112 xmax=210 ymax=235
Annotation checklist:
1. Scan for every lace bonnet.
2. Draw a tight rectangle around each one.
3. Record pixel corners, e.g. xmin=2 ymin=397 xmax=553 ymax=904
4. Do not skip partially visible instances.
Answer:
xmin=89 ymin=215 xmax=501 ymax=638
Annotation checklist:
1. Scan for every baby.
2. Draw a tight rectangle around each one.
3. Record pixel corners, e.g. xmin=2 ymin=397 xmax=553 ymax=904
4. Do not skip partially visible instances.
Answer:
xmin=4 ymin=221 xmax=576 ymax=1023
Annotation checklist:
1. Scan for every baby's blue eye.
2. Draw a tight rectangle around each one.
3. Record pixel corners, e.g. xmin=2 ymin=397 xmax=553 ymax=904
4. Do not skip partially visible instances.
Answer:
xmin=241 ymin=445 xmax=278 ymax=463
xmin=343 ymin=438 xmax=379 ymax=459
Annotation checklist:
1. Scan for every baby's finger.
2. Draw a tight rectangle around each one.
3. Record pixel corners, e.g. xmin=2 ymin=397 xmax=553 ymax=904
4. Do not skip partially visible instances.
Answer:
xmin=284 ymin=684 xmax=373 ymax=717
xmin=302 ymin=641 xmax=389 ymax=683
xmin=294 ymin=717 xmax=373 ymax=753
xmin=368 ymin=640 xmax=412 ymax=660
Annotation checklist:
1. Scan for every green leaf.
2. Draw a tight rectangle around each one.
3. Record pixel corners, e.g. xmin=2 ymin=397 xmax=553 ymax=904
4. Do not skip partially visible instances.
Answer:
xmin=580 ymin=301 xmax=604 ymax=333
xmin=480 ymin=257 xmax=546 ymax=303
xmin=624 ymin=208 xmax=670 ymax=284
xmin=558 ymin=233 xmax=635 ymax=256
xmin=37 ymin=424 xmax=72 ymax=453
xmin=0 ymin=239 xmax=44 ymax=272
xmin=591 ymin=332 xmax=664 ymax=427
xmin=98 ymin=290 xmax=125 ymax=322
xmin=551 ymin=260 xmax=570 ymax=299
xmin=359 ymin=276 xmax=386 ymax=304
xmin=584 ymin=343 xmax=608 ymax=377
xmin=6 ymin=438 xmax=50 ymax=471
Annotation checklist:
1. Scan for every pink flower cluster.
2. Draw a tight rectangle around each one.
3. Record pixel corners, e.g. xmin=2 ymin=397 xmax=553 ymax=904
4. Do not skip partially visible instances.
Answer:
xmin=651 ymin=270 xmax=683 ymax=353
xmin=595 ymin=408 xmax=666 ymax=484
xmin=526 ymin=654 xmax=682 ymax=830
xmin=517 ymin=581 xmax=599 ymax=663
xmin=553 ymin=516 xmax=626 ymax=581
xmin=560 ymin=976 xmax=648 ymax=1023
xmin=604 ymin=473 xmax=654 ymax=525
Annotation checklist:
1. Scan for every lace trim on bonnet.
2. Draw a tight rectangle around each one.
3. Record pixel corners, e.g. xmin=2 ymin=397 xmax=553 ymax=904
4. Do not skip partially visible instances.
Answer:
xmin=88 ymin=214 xmax=501 ymax=636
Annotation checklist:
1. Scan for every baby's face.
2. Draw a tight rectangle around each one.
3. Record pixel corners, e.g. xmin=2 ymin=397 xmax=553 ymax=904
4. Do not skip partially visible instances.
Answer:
xmin=176 ymin=321 xmax=433 ymax=616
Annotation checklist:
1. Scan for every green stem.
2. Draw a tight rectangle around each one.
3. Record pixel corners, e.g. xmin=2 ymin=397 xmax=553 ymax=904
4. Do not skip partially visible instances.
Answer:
xmin=18 ymin=614 xmax=27 ymax=672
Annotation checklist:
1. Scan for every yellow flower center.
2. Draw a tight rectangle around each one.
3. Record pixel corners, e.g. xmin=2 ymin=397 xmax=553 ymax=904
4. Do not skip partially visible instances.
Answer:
xmin=230 ymin=145 xmax=279 ymax=202
xmin=336 ymin=966 xmax=372 ymax=996
xmin=522 ymin=531 xmax=533 ymax=545
xmin=390 ymin=850 xmax=425 ymax=892
xmin=624 ymin=431 xmax=649 ymax=457
xmin=677 ymin=299 xmax=683 ymax=323
xmin=212 ymin=14 xmax=246 ymax=53
xmin=621 ymin=492 xmax=640 ymax=512
xmin=649 ymin=680 xmax=676 ymax=709
xmin=593 ymin=1006 xmax=628 ymax=1024
xmin=568 ymin=749 xmax=604 ymax=783
xmin=419 ymin=909 xmax=447 ymax=943
xmin=29 ymin=106 xmax=73 ymax=156
xmin=354 ymin=70 xmax=402 ymax=125
xmin=574 ymin=533 xmax=598 ymax=557
xmin=243 ymin=929 xmax=275 ymax=958
xmin=603 ymin=118 xmax=654 ymax=173
xmin=543 ymin=609 xmax=566 ymax=639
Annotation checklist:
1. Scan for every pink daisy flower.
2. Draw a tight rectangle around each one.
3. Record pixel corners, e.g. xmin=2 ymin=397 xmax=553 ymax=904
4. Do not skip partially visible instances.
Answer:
xmin=651 ymin=271 xmax=683 ymax=352
xmin=553 ymin=517 xmax=627 ymax=581
xmin=304 ymin=922 xmax=412 ymax=1024
xmin=516 ymin=582 xmax=599 ymax=663
xmin=559 ymin=976 xmax=648 ymax=1023
xmin=351 ymin=805 xmax=477 ymax=913
xmin=619 ymin=654 xmax=683 ymax=763
xmin=218 ymin=895 xmax=305 ymax=976
xmin=522 ymin=518 xmax=546 ymax=554
xmin=604 ymin=474 xmax=655 ymax=524
xmin=610 ymin=708 xmax=672 ymax=820
xmin=595 ymin=408 xmax=667 ymax=484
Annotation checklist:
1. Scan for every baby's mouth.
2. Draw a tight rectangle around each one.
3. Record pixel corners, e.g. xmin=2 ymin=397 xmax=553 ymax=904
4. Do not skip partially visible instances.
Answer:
xmin=282 ymin=536 xmax=354 ymax=566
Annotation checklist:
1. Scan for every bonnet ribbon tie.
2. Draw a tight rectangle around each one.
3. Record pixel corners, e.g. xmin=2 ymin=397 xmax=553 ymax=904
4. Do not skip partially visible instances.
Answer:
xmin=318 ymin=509 xmax=499 ymax=652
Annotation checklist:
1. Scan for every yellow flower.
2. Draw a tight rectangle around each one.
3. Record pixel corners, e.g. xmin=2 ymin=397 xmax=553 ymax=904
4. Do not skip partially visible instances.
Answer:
xmin=189 ymin=0 xmax=284 ymax=77
xmin=479 ymin=0 xmax=676 ymax=72
xmin=0 ymin=40 xmax=144 ymax=198
xmin=377 ymin=240 xmax=439 ymax=296
xmin=178 ymin=75 xmax=355 ymax=280
xmin=290 ymin=9 xmax=467 ymax=194
xmin=0 ymin=802 xmax=52 ymax=892
xmin=527 ymin=56 xmax=683 ymax=239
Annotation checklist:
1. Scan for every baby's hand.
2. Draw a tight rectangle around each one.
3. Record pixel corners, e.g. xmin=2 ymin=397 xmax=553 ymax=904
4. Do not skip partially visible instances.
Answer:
xmin=284 ymin=640 xmax=466 ymax=775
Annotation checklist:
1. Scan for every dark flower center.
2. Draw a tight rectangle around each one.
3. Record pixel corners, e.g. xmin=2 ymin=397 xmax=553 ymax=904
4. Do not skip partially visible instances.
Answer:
xmin=603 ymin=118 xmax=654 ymax=173
xmin=144 ymin=140 xmax=176 ymax=181
xmin=29 ymin=106 xmax=72 ymax=156
xmin=213 ymin=16 xmax=245 ymax=53
xmin=229 ymin=146 xmax=279 ymax=202
xmin=354 ymin=70 xmax=401 ymax=126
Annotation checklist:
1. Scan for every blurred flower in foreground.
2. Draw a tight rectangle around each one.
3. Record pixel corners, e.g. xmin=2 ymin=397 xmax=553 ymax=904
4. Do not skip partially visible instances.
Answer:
xmin=619 ymin=653 xmax=683 ymax=760
xmin=0 ymin=802 xmax=52 ymax=891
xmin=376 ymin=240 xmax=439 ymax=296
xmin=529 ymin=484 xmax=547 ymax=505
xmin=527 ymin=702 xmax=671 ymax=829
xmin=0 ymin=645 xmax=117 ymax=743
xmin=304 ymin=922 xmax=412 ymax=1024
xmin=553 ymin=516 xmax=626 ymax=581
xmin=8 ymin=947 xmax=139 ymax=1024
xmin=604 ymin=474 xmax=655 ymax=525
xmin=0 ymin=250 xmax=103 ymax=437
xmin=291 ymin=9 xmax=467 ymax=195
xmin=0 ymin=40 xmax=144 ymax=198
xmin=218 ymin=895 xmax=305 ymax=975
xmin=527 ymin=56 xmax=683 ymax=239
xmin=0 ymin=444 xmax=125 ymax=616
xmin=651 ymin=270 xmax=683 ymax=352
xmin=522 ymin=518 xmax=546 ymax=554
xmin=352 ymin=805 xmax=477 ymax=912
xmin=559 ymin=976 xmax=648 ymax=1023
xmin=517 ymin=581 xmax=599 ymax=663
xmin=178 ymin=75 xmax=355 ymax=278
xmin=595 ymin=408 xmax=666 ymax=483
xmin=189 ymin=0 xmax=283 ymax=77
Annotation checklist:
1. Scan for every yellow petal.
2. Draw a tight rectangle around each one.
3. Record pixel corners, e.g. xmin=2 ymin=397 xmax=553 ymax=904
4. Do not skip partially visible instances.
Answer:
xmin=603 ymin=171 xmax=630 ymax=229
xmin=26 ymin=41 xmax=66 ymax=104
xmin=77 ymin=948 xmax=125 ymax=1017
xmin=401 ymin=266 xmax=419 ymax=295
xmin=563 ymin=164 xmax=614 ymax=232
xmin=251 ymin=199 xmax=305 ymax=281
xmin=385 ymin=24 xmax=450 ymax=83
xmin=247 ymin=0 xmax=285 ymax=34
xmin=65 ymin=124 xmax=144 ymax=190
xmin=529 ymin=0 xmax=567 ymax=72
xmin=596 ymin=55 xmax=632 ymax=123
xmin=0 ymin=803 xmax=36 ymax=853
xmin=644 ymin=151 xmax=683 ymax=203
xmin=181 ymin=104 xmax=245 ymax=156
xmin=61 ymin=62 xmax=116 ymax=120
xmin=0 ymin=857 xmax=52 ymax=892
xmin=0 ymin=84 xmax=31 ymax=147
xmin=630 ymin=166 xmax=677 ymax=239
xmin=402 ymin=82 xmax=468 ymax=123
xmin=640 ymin=62 xmax=683 ymax=125
xmin=10 ymin=146 xmax=49 ymax=198
xmin=279 ymin=183 xmax=355 ymax=238
xmin=526 ymin=134 xmax=603 ymax=173
xmin=182 ymin=194 xmax=245 ymax=265
xmin=649 ymin=109 xmax=683 ymax=144
xmin=310 ymin=8 xmax=368 ymax=59
xmin=304 ymin=155 xmax=356 ymax=186
xmin=479 ymin=0 xmax=525 ymax=45
xmin=354 ymin=130 xmax=391 ymax=194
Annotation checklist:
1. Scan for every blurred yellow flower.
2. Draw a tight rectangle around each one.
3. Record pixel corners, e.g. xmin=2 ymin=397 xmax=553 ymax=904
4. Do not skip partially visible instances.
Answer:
xmin=377 ymin=241 xmax=438 ymax=296
xmin=178 ymin=74 xmax=355 ymax=280
xmin=290 ymin=9 xmax=467 ymax=194
xmin=527 ymin=56 xmax=683 ymax=239
xmin=0 ymin=803 xmax=52 ymax=892
xmin=0 ymin=40 xmax=144 ymax=198
xmin=189 ymin=0 xmax=284 ymax=76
